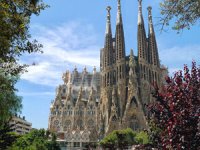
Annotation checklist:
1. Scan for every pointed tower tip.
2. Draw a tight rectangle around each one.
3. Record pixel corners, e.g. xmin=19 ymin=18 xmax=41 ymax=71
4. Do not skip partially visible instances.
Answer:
xmin=148 ymin=6 xmax=152 ymax=21
xmin=148 ymin=6 xmax=152 ymax=20
xmin=106 ymin=6 xmax=111 ymax=19
xmin=117 ymin=0 xmax=122 ymax=24
xmin=105 ymin=6 xmax=112 ymax=34
xmin=138 ymin=0 xmax=142 ymax=11
xmin=148 ymin=6 xmax=154 ymax=34
xmin=117 ymin=0 xmax=121 ymax=5
xmin=138 ymin=0 xmax=143 ymax=25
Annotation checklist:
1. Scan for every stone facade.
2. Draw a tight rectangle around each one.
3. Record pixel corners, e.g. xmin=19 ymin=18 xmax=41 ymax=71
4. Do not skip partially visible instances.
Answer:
xmin=48 ymin=66 xmax=101 ymax=144
xmin=99 ymin=0 xmax=167 ymax=136
xmin=48 ymin=0 xmax=167 ymax=148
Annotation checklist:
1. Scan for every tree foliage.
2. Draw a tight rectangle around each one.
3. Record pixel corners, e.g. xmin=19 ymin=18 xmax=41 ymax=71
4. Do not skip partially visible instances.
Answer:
xmin=10 ymin=129 xmax=60 ymax=150
xmin=99 ymin=128 xmax=150 ymax=149
xmin=0 ymin=0 xmax=46 ymax=75
xmin=0 ymin=75 xmax=22 ymax=127
xmin=135 ymin=131 xmax=149 ymax=145
xmin=149 ymin=62 xmax=200 ymax=149
xmin=0 ymin=122 xmax=19 ymax=149
xmin=160 ymin=0 xmax=200 ymax=32
xmin=0 ymin=0 xmax=47 ymax=127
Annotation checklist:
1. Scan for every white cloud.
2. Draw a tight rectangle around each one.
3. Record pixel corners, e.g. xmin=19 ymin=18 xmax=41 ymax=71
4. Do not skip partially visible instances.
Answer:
xmin=20 ymin=22 xmax=101 ymax=86
xmin=160 ymin=45 xmax=200 ymax=75
xmin=21 ymin=22 xmax=200 ymax=86
xmin=21 ymin=62 xmax=63 ymax=86
xmin=160 ymin=45 xmax=200 ymax=64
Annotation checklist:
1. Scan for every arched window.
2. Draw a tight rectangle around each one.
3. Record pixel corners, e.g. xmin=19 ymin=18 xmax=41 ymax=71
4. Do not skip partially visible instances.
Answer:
xmin=77 ymin=119 xmax=83 ymax=129
xmin=64 ymin=120 xmax=71 ymax=130
xmin=66 ymin=105 xmax=73 ymax=116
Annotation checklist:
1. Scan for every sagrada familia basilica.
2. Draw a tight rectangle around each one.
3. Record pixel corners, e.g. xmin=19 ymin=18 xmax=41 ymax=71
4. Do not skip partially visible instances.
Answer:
xmin=48 ymin=0 xmax=167 ymax=148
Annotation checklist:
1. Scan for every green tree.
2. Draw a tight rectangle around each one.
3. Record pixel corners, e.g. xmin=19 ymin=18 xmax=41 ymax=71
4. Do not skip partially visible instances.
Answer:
xmin=99 ymin=128 xmax=137 ymax=149
xmin=47 ymin=132 xmax=61 ymax=150
xmin=160 ymin=0 xmax=200 ymax=32
xmin=10 ymin=129 xmax=60 ymax=150
xmin=0 ymin=0 xmax=46 ymax=75
xmin=135 ymin=131 xmax=149 ymax=145
xmin=99 ymin=130 xmax=117 ymax=149
xmin=0 ymin=75 xmax=22 ymax=127
xmin=0 ymin=122 xmax=19 ymax=149
xmin=0 ymin=0 xmax=47 ymax=127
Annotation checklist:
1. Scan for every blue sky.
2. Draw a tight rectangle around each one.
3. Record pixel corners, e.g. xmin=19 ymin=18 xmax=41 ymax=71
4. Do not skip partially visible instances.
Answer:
xmin=16 ymin=0 xmax=200 ymax=129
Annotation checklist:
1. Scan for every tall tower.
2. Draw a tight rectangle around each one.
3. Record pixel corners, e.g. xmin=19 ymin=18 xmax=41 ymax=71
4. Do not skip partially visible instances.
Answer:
xmin=100 ymin=6 xmax=115 ymax=134
xmin=147 ymin=6 xmax=160 ymax=84
xmin=148 ymin=6 xmax=160 ymax=68
xmin=115 ymin=0 xmax=126 ymax=83
xmin=101 ymin=6 xmax=114 ymax=88
xmin=115 ymin=0 xmax=127 ymax=118
xmin=137 ymin=0 xmax=149 ymax=82
xmin=137 ymin=0 xmax=147 ymax=63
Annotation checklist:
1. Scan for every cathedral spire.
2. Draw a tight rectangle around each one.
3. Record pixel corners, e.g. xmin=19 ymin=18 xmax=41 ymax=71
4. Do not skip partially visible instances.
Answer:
xmin=137 ymin=0 xmax=147 ymax=62
xmin=148 ymin=6 xmax=154 ymax=34
xmin=116 ymin=0 xmax=122 ymax=24
xmin=138 ymin=0 xmax=143 ymax=25
xmin=105 ymin=6 xmax=112 ymax=35
xmin=147 ymin=6 xmax=160 ymax=67
xmin=104 ymin=6 xmax=113 ymax=67
xmin=102 ymin=6 xmax=114 ymax=87
xmin=115 ymin=0 xmax=125 ymax=61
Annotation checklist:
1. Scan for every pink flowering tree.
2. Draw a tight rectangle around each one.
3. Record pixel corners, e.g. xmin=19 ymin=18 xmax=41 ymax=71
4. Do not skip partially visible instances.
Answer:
xmin=149 ymin=62 xmax=200 ymax=149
